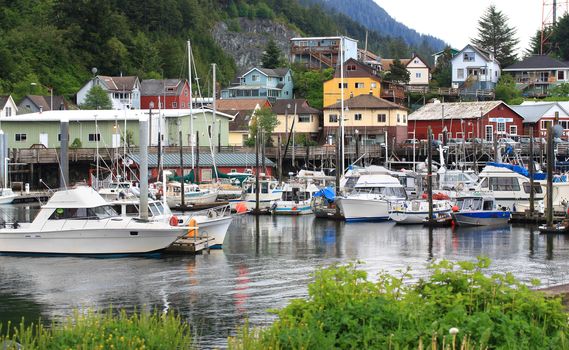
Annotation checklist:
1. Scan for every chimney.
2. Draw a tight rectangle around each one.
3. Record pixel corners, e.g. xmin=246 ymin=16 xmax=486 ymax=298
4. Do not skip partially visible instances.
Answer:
xmin=39 ymin=106 xmax=43 ymax=113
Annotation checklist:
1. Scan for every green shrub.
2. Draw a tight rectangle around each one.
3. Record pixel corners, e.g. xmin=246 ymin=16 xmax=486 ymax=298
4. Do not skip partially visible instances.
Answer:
xmin=230 ymin=257 xmax=569 ymax=349
xmin=0 ymin=309 xmax=193 ymax=350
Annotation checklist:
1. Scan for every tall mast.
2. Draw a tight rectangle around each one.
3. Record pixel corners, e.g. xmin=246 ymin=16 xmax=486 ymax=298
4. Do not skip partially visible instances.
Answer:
xmin=340 ymin=37 xmax=345 ymax=174
xmin=188 ymin=40 xmax=195 ymax=170
xmin=211 ymin=63 xmax=219 ymax=180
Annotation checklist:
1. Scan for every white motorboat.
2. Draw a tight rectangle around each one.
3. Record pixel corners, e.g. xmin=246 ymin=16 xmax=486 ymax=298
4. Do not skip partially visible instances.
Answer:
xmin=98 ymin=181 xmax=134 ymax=201
xmin=271 ymin=182 xmax=320 ymax=215
xmin=0 ymin=188 xmax=16 ymax=204
xmin=0 ymin=186 xmax=187 ymax=255
xmin=165 ymin=182 xmax=218 ymax=207
xmin=336 ymin=174 xmax=407 ymax=222
xmin=229 ymin=176 xmax=282 ymax=213
xmin=390 ymin=199 xmax=452 ymax=224
xmin=451 ymin=193 xmax=510 ymax=226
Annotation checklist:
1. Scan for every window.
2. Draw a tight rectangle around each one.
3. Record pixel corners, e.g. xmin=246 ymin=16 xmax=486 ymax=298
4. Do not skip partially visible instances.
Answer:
xmin=485 ymin=125 xmax=493 ymax=142
xmin=403 ymin=115 xmax=407 ymax=123
xmin=415 ymin=72 xmax=422 ymax=78
xmin=15 ymin=133 xmax=27 ymax=142
xmin=298 ymin=115 xmax=311 ymax=123
xmin=559 ymin=70 xmax=565 ymax=80
xmin=483 ymin=201 xmax=494 ymax=211
xmin=397 ymin=114 xmax=401 ymax=123
xmin=481 ymin=68 xmax=486 ymax=75
xmin=414 ymin=59 xmax=419 ymax=64
xmin=347 ymin=65 xmax=356 ymax=71
xmin=252 ymin=74 xmax=258 ymax=82
xmin=88 ymin=133 xmax=101 ymax=142
xmin=184 ymin=89 xmax=188 ymax=96
xmin=489 ymin=177 xmax=520 ymax=191
xmin=377 ymin=114 xmax=386 ymax=123
xmin=497 ymin=122 xmax=506 ymax=133
xmin=463 ymin=52 xmax=475 ymax=61
xmin=338 ymin=83 xmax=348 ymax=89
xmin=5 ymin=107 xmax=11 ymax=117
xmin=523 ymin=182 xmax=543 ymax=194
xmin=201 ymin=169 xmax=212 ymax=182
xmin=355 ymin=82 xmax=364 ymax=88
xmin=510 ymin=125 xmax=517 ymax=135
xmin=49 ymin=206 xmax=117 ymax=220
xmin=172 ymin=101 xmax=177 ymax=108
xmin=371 ymin=82 xmax=377 ymax=88
xmin=457 ymin=69 xmax=464 ymax=79
xmin=181 ymin=102 xmax=185 ymax=108
xmin=541 ymin=120 xmax=551 ymax=130
xmin=354 ymin=114 xmax=362 ymax=121
xmin=329 ymin=114 xmax=338 ymax=123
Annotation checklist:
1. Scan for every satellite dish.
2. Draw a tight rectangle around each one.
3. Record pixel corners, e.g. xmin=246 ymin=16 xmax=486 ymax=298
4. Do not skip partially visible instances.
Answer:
xmin=553 ymin=124 xmax=564 ymax=138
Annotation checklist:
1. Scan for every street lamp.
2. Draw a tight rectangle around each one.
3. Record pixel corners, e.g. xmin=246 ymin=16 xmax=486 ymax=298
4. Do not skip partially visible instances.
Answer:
xmin=148 ymin=101 xmax=154 ymax=145
xmin=31 ymin=82 xmax=53 ymax=111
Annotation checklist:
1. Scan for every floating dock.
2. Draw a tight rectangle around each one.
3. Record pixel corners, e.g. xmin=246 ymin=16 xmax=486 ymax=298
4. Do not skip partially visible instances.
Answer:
xmin=164 ymin=236 xmax=215 ymax=254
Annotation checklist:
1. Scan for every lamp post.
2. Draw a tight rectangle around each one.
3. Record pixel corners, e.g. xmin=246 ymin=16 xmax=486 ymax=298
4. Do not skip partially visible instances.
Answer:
xmin=148 ymin=101 xmax=154 ymax=146
xmin=31 ymin=82 xmax=53 ymax=111
xmin=354 ymin=129 xmax=360 ymax=163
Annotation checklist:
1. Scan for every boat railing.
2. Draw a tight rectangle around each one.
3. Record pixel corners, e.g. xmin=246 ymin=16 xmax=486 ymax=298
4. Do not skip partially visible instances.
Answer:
xmin=189 ymin=204 xmax=231 ymax=219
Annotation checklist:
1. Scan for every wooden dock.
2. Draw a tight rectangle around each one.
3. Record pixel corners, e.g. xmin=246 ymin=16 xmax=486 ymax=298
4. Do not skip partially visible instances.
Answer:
xmin=510 ymin=211 xmax=567 ymax=224
xmin=164 ymin=236 xmax=215 ymax=254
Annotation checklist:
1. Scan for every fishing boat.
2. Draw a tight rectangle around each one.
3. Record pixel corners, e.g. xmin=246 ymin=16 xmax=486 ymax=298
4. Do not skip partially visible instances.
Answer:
xmin=165 ymin=182 xmax=218 ymax=207
xmin=0 ymin=186 xmax=186 ymax=255
xmin=451 ymin=193 xmax=510 ymax=226
xmin=271 ymin=182 xmax=320 ymax=215
xmin=97 ymin=181 xmax=134 ymax=201
xmin=390 ymin=198 xmax=452 ymax=224
xmin=336 ymin=174 xmax=407 ymax=222
xmin=311 ymin=187 xmax=343 ymax=219
xmin=0 ymin=188 xmax=16 ymax=205
xmin=229 ymin=176 xmax=282 ymax=213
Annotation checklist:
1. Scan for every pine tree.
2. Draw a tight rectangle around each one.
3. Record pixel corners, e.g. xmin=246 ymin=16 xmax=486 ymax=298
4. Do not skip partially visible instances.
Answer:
xmin=385 ymin=59 xmax=410 ymax=84
xmin=472 ymin=5 xmax=519 ymax=67
xmin=431 ymin=46 xmax=453 ymax=87
xmin=261 ymin=39 xmax=283 ymax=69
xmin=552 ymin=15 xmax=569 ymax=60
xmin=80 ymin=85 xmax=112 ymax=110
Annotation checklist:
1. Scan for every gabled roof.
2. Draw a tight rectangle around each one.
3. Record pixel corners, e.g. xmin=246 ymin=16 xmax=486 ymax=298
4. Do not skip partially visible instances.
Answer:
xmin=0 ymin=96 xmax=9 ymax=109
xmin=408 ymin=101 xmax=510 ymax=121
xmin=141 ymin=79 xmax=186 ymax=96
xmin=242 ymin=67 xmax=290 ymax=78
xmin=129 ymin=153 xmax=275 ymax=168
xmin=98 ymin=76 xmax=139 ymax=92
xmin=324 ymin=94 xmax=407 ymax=110
xmin=271 ymin=99 xmax=320 ymax=115
xmin=510 ymin=103 xmax=569 ymax=123
xmin=333 ymin=58 xmax=381 ymax=79
xmin=503 ymin=55 xmax=569 ymax=71
xmin=20 ymin=95 xmax=72 ymax=111
xmin=454 ymin=44 xmax=499 ymax=64
xmin=215 ymin=99 xmax=271 ymax=132
xmin=406 ymin=54 xmax=431 ymax=70
xmin=433 ymin=48 xmax=459 ymax=56
xmin=381 ymin=58 xmax=411 ymax=71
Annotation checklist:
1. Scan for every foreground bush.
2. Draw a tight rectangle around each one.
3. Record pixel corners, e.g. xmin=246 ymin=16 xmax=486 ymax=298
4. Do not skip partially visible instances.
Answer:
xmin=230 ymin=257 xmax=569 ymax=350
xmin=0 ymin=309 xmax=192 ymax=350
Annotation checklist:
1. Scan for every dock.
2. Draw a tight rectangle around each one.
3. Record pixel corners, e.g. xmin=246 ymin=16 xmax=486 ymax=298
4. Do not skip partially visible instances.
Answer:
xmin=510 ymin=210 xmax=568 ymax=225
xmin=164 ymin=236 xmax=215 ymax=254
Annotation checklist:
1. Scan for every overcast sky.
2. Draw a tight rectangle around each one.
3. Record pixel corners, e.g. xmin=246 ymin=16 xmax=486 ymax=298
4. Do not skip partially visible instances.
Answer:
xmin=374 ymin=0 xmax=553 ymax=56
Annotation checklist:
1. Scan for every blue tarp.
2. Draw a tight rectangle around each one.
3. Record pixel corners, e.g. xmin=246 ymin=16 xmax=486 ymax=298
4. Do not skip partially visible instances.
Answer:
xmin=487 ymin=162 xmax=547 ymax=180
xmin=313 ymin=187 xmax=336 ymax=202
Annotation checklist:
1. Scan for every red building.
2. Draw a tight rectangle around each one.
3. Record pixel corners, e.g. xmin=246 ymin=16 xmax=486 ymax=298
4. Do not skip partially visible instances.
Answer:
xmin=140 ymin=79 xmax=191 ymax=109
xmin=407 ymin=101 xmax=524 ymax=142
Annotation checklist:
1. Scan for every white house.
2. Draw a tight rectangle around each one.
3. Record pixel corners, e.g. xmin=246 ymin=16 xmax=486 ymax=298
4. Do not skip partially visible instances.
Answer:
xmin=0 ymin=95 xmax=18 ymax=117
xmin=451 ymin=44 xmax=501 ymax=90
xmin=405 ymin=54 xmax=430 ymax=86
xmin=76 ymin=76 xmax=141 ymax=110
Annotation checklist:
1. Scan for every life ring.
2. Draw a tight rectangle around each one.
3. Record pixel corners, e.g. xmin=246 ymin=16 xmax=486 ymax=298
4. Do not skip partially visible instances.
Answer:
xmin=187 ymin=218 xmax=198 ymax=237
xmin=169 ymin=216 xmax=179 ymax=226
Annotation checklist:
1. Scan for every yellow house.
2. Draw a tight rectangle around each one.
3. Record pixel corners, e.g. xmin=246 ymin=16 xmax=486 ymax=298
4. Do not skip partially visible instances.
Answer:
xmin=271 ymin=99 xmax=321 ymax=143
xmin=323 ymin=58 xmax=382 ymax=108
xmin=323 ymin=94 xmax=408 ymax=144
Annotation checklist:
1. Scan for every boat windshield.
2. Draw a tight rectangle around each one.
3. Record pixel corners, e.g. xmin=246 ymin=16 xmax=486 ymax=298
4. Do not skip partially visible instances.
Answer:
xmin=455 ymin=198 xmax=482 ymax=211
xmin=49 ymin=205 xmax=118 ymax=220
xmin=355 ymin=186 xmax=407 ymax=198
xmin=110 ymin=183 xmax=130 ymax=189
xmin=282 ymin=188 xmax=311 ymax=201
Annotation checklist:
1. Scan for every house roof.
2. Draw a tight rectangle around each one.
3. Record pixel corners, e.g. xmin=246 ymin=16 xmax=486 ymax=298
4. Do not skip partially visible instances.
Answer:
xmin=433 ymin=48 xmax=459 ymax=56
xmin=503 ymin=55 xmax=569 ymax=71
xmin=290 ymin=36 xmax=357 ymax=42
xmin=20 ymin=95 xmax=72 ymax=111
xmin=215 ymin=98 xmax=270 ymax=132
xmin=98 ymin=76 xmax=139 ymax=92
xmin=128 ymin=153 xmax=275 ymax=168
xmin=271 ymin=99 xmax=320 ymax=115
xmin=141 ymin=79 xmax=186 ymax=96
xmin=332 ymin=58 xmax=382 ymax=79
xmin=407 ymin=54 xmax=431 ymax=70
xmin=408 ymin=101 xmax=508 ymax=121
xmin=0 ymin=96 xmax=9 ymax=109
xmin=324 ymin=94 xmax=407 ymax=110
xmin=510 ymin=103 xmax=569 ymax=123
xmin=380 ymin=58 xmax=411 ymax=71
xmin=242 ymin=67 xmax=290 ymax=78
xmin=454 ymin=44 xmax=498 ymax=64
xmin=221 ymin=109 xmax=254 ymax=132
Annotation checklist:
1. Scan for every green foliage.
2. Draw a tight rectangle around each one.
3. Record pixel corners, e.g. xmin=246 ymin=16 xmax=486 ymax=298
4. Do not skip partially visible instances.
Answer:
xmin=495 ymin=74 xmax=522 ymax=104
xmin=261 ymin=39 xmax=284 ymax=69
xmin=0 ymin=309 xmax=193 ymax=350
xmin=80 ymin=85 xmax=112 ymax=110
xmin=553 ymin=15 xmax=569 ymax=60
xmin=230 ymin=257 xmax=569 ymax=350
xmin=548 ymin=83 xmax=569 ymax=97
xmin=292 ymin=65 xmax=334 ymax=109
xmin=385 ymin=58 xmax=410 ymax=84
xmin=431 ymin=46 xmax=453 ymax=88
xmin=250 ymin=106 xmax=279 ymax=145
xmin=70 ymin=138 xmax=82 ymax=149
xmin=294 ymin=133 xmax=317 ymax=146
xmin=472 ymin=5 xmax=519 ymax=67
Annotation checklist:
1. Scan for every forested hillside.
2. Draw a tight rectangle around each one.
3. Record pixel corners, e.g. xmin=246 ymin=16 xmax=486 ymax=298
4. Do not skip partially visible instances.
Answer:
xmin=0 ymin=0 xmax=444 ymax=102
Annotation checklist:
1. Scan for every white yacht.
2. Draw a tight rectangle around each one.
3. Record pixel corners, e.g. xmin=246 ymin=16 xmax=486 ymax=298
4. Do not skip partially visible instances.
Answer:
xmin=474 ymin=163 xmax=545 ymax=212
xmin=98 ymin=181 xmax=134 ymax=201
xmin=336 ymin=174 xmax=407 ymax=222
xmin=390 ymin=199 xmax=452 ymax=224
xmin=271 ymin=182 xmax=320 ymax=215
xmin=229 ymin=176 xmax=282 ymax=213
xmin=165 ymin=182 xmax=218 ymax=207
xmin=0 ymin=186 xmax=186 ymax=255
xmin=0 ymin=188 xmax=16 ymax=204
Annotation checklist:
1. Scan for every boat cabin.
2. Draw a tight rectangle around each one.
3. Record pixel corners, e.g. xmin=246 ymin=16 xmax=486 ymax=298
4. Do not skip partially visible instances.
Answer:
xmin=455 ymin=196 xmax=496 ymax=211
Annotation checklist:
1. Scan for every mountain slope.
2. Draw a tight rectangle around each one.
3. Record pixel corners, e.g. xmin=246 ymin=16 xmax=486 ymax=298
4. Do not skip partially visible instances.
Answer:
xmin=302 ymin=0 xmax=447 ymax=56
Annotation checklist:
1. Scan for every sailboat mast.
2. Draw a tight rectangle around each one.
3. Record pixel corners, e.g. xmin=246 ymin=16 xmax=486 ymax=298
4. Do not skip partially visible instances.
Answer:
xmin=340 ymin=37 xmax=345 ymax=174
xmin=211 ymin=63 xmax=219 ymax=180
xmin=188 ymin=40 xmax=195 ymax=170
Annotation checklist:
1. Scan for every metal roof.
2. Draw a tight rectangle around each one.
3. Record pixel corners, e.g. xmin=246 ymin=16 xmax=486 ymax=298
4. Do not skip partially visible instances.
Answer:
xmin=128 ymin=153 xmax=275 ymax=168
xmin=503 ymin=55 xmax=569 ymax=71
xmin=408 ymin=101 xmax=504 ymax=121
xmin=510 ymin=103 xmax=569 ymax=123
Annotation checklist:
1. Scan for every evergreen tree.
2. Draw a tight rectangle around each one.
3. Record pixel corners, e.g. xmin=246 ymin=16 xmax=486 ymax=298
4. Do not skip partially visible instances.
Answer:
xmin=385 ymin=59 xmax=410 ymax=84
xmin=552 ymin=15 xmax=569 ymax=60
xmin=431 ymin=46 xmax=453 ymax=87
xmin=472 ymin=5 xmax=519 ymax=67
xmin=80 ymin=85 xmax=112 ymax=110
xmin=261 ymin=39 xmax=284 ymax=69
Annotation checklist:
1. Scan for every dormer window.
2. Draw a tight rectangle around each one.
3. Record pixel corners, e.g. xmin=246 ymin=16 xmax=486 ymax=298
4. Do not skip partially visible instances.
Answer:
xmin=166 ymin=87 xmax=175 ymax=92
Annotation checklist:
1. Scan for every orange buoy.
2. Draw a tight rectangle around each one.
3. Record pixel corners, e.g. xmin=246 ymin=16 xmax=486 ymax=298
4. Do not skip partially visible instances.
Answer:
xmin=235 ymin=202 xmax=248 ymax=214
xmin=169 ymin=216 xmax=179 ymax=226
xmin=452 ymin=205 xmax=459 ymax=212
xmin=187 ymin=218 xmax=198 ymax=237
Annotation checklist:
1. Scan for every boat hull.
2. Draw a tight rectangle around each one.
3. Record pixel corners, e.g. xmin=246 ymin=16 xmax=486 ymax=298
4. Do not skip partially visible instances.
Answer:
xmin=193 ymin=216 xmax=233 ymax=248
xmin=272 ymin=201 xmax=313 ymax=215
xmin=451 ymin=211 xmax=510 ymax=226
xmin=391 ymin=210 xmax=451 ymax=224
xmin=167 ymin=192 xmax=218 ymax=207
xmin=0 ymin=194 xmax=17 ymax=205
xmin=336 ymin=197 xmax=390 ymax=222
xmin=0 ymin=226 xmax=186 ymax=254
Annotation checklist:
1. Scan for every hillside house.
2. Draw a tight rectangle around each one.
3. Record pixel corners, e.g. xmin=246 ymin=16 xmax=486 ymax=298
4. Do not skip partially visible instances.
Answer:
xmin=221 ymin=68 xmax=293 ymax=102
xmin=323 ymin=94 xmax=408 ymax=145
xmin=503 ymin=55 xmax=569 ymax=98
xmin=77 ymin=76 xmax=140 ymax=110
xmin=271 ymin=99 xmax=321 ymax=143
xmin=511 ymin=102 xmax=569 ymax=138
xmin=451 ymin=45 xmax=500 ymax=90
xmin=216 ymin=99 xmax=271 ymax=146
xmin=381 ymin=54 xmax=431 ymax=86
xmin=0 ymin=96 xmax=18 ymax=117
xmin=140 ymin=79 xmax=191 ymax=110
xmin=323 ymin=58 xmax=382 ymax=107
xmin=18 ymin=95 xmax=75 ymax=114
xmin=290 ymin=36 xmax=358 ymax=69
xmin=408 ymin=101 xmax=523 ymax=142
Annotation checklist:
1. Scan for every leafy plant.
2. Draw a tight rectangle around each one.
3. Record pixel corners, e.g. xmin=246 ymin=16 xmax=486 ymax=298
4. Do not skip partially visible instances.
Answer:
xmin=230 ymin=257 xmax=569 ymax=350
xmin=80 ymin=85 xmax=112 ymax=110
xmin=70 ymin=138 xmax=82 ymax=148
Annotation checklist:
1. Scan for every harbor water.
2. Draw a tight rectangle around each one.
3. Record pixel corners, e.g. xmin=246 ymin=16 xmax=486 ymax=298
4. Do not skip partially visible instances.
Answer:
xmin=2 ymin=204 xmax=569 ymax=348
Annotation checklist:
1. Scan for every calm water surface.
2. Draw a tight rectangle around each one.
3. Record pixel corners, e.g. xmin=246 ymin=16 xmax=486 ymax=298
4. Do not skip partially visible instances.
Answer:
xmin=1 ymin=205 xmax=569 ymax=348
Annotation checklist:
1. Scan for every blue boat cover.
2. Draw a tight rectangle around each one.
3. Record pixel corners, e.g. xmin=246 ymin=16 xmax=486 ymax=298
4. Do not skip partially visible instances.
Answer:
xmin=313 ymin=187 xmax=336 ymax=202
xmin=486 ymin=162 xmax=547 ymax=180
